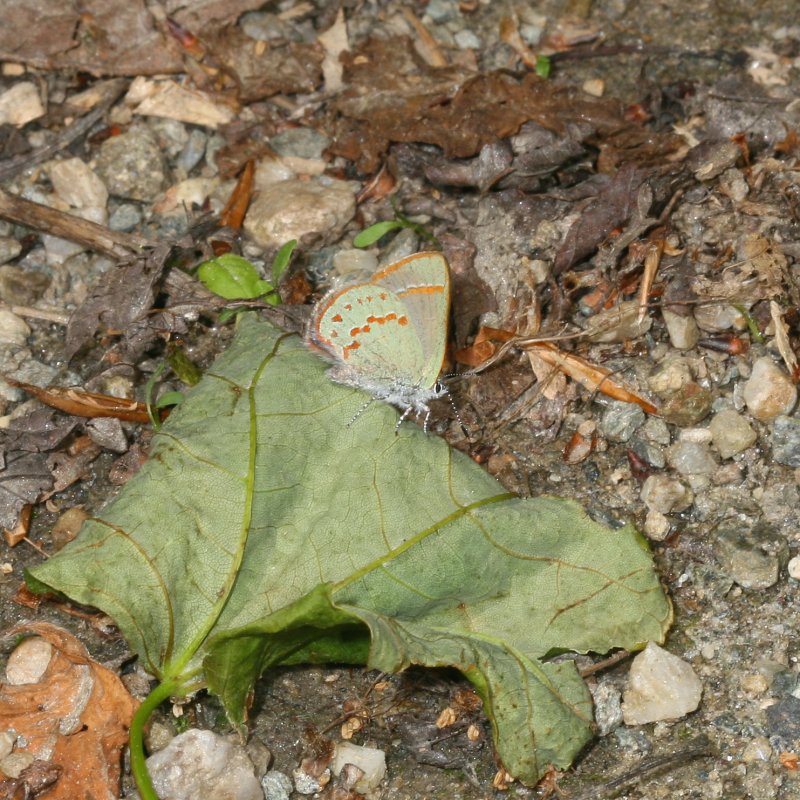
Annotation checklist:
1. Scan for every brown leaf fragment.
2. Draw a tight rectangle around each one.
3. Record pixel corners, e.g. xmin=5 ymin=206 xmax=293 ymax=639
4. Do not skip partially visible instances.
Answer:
xmin=521 ymin=342 xmax=659 ymax=414
xmin=219 ymin=160 xmax=255 ymax=231
xmin=0 ymin=623 xmax=138 ymax=800
xmin=3 ymin=502 xmax=31 ymax=547
xmin=64 ymin=243 xmax=172 ymax=359
xmin=0 ymin=451 xmax=51 ymax=530
xmin=0 ymin=759 xmax=62 ymax=799
xmin=3 ymin=378 xmax=152 ymax=423
xmin=44 ymin=441 xmax=102 ymax=498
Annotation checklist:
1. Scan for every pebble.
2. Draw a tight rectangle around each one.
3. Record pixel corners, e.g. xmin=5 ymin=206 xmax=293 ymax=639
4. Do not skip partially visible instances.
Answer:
xmin=642 ymin=416 xmax=671 ymax=445
xmin=454 ymin=29 xmax=482 ymax=49
xmin=640 ymin=474 xmax=694 ymax=513
xmin=0 ymin=237 xmax=22 ymax=265
xmin=772 ymin=415 xmax=800 ymax=467
xmin=741 ymin=736 xmax=772 ymax=763
xmin=424 ymin=0 xmax=458 ymax=22
xmin=0 ymin=730 xmax=14 ymax=760
xmin=590 ymin=679 xmax=623 ymax=735
xmin=5 ymin=636 xmax=53 ymax=684
xmin=108 ymin=202 xmax=143 ymax=232
xmin=177 ymin=129 xmax=208 ymax=173
xmin=332 ymin=248 xmax=378 ymax=277
xmin=331 ymin=742 xmax=386 ymax=791
xmin=788 ymin=555 xmax=800 ymax=580
xmin=244 ymin=179 xmax=356 ymax=248
xmin=292 ymin=764 xmax=329 ymax=794
xmin=262 ymin=770 xmax=293 ymax=800
xmin=240 ymin=11 xmax=294 ymax=41
xmin=693 ymin=303 xmax=745 ymax=332
xmin=49 ymin=158 xmax=108 ymax=209
xmin=0 ymin=265 xmax=50 ymax=305
xmin=643 ymin=510 xmax=671 ymax=540
xmin=269 ymin=128 xmax=330 ymax=160
xmin=146 ymin=729 xmax=263 ymax=800
xmin=0 ymin=751 xmax=35 ymax=778
xmin=660 ymin=382 xmax=713 ymax=426
xmin=621 ymin=642 xmax=703 ymax=725
xmin=0 ymin=309 xmax=30 ymax=345
xmin=662 ymin=307 xmax=700 ymax=350
xmin=647 ymin=356 xmax=693 ymax=395
xmin=765 ymin=694 xmax=800 ymax=742
xmin=714 ymin=519 xmax=785 ymax=589
xmin=86 ymin=417 xmax=128 ymax=453
xmin=628 ymin=437 xmax=666 ymax=469
xmin=599 ymin=400 xmax=645 ymax=442
xmin=94 ymin=128 xmax=168 ymax=201
xmin=742 ymin=356 xmax=797 ymax=421
xmin=0 ymin=82 xmax=44 ymax=126
xmin=666 ymin=440 xmax=718 ymax=489
xmin=708 ymin=409 xmax=757 ymax=459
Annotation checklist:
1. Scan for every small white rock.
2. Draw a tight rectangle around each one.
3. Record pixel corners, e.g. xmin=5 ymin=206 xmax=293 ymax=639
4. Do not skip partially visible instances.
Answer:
xmin=662 ymin=307 xmax=700 ymax=350
xmin=641 ymin=474 xmax=693 ymax=513
xmin=49 ymin=158 xmax=109 ymax=209
xmin=787 ymin=555 xmax=800 ymax=580
xmin=331 ymin=742 xmax=386 ymax=791
xmin=146 ymin=729 xmax=262 ymax=800
xmin=0 ymin=730 xmax=16 ymax=760
xmin=5 ymin=637 xmax=53 ymax=684
xmin=0 ymin=82 xmax=44 ymax=126
xmin=643 ymin=509 xmax=671 ymax=540
xmin=709 ymin=409 xmax=757 ymax=458
xmin=621 ymin=642 xmax=703 ymax=725
xmin=0 ymin=309 xmax=30 ymax=345
xmin=742 ymin=356 xmax=797 ymax=421
xmin=333 ymin=248 xmax=378 ymax=277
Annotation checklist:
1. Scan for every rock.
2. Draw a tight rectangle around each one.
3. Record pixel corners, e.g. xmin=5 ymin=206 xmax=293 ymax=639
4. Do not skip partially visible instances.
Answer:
xmin=86 ymin=417 xmax=128 ymax=453
xmin=146 ymin=729 xmax=262 ymax=800
xmin=455 ymin=29 xmax=482 ymax=49
xmin=331 ymin=742 xmax=387 ymax=791
xmin=599 ymin=400 xmax=645 ymax=442
xmin=772 ymin=415 xmax=800 ymax=467
xmin=0 ymin=750 xmax=35 ymax=778
xmin=647 ymin=357 xmax=693 ymax=395
xmin=693 ymin=303 xmax=745 ymax=332
xmin=0 ymin=82 xmax=44 ymax=126
xmin=788 ymin=555 xmax=800 ymax=580
xmin=662 ymin=307 xmax=700 ymax=350
xmin=765 ymin=695 xmax=800 ymax=742
xmin=5 ymin=637 xmax=52 ymax=684
xmin=643 ymin=510 xmax=670 ymax=540
xmin=709 ymin=409 xmax=757 ymax=458
xmin=741 ymin=736 xmax=772 ymax=763
xmin=262 ymin=770 xmax=293 ymax=800
xmin=666 ymin=440 xmax=717 ymax=490
xmin=660 ymin=383 xmax=713 ymax=427
xmin=0 ymin=237 xmax=22 ymax=265
xmin=591 ymin=679 xmax=623 ymax=735
xmin=129 ymin=78 xmax=235 ymax=128
xmin=108 ymin=203 xmax=143 ymax=232
xmin=244 ymin=179 xmax=356 ymax=248
xmin=332 ymin=248 xmax=378 ymax=277
xmin=270 ymin=128 xmax=330 ymax=160
xmin=640 ymin=474 xmax=693 ymax=513
xmin=177 ymin=129 xmax=208 ymax=173
xmin=714 ymin=519 xmax=786 ymax=589
xmin=742 ymin=357 xmax=797 ymax=421
xmin=95 ymin=128 xmax=168 ymax=201
xmin=0 ymin=265 xmax=50 ymax=305
xmin=0 ymin=730 xmax=14 ymax=760
xmin=621 ymin=642 xmax=703 ymax=725
xmin=0 ymin=310 xmax=30 ymax=345
xmin=49 ymin=158 xmax=108 ymax=209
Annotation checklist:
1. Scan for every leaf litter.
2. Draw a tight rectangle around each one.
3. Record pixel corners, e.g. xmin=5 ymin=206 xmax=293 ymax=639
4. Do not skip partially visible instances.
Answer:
xmin=0 ymin=2 xmax=799 ymax=798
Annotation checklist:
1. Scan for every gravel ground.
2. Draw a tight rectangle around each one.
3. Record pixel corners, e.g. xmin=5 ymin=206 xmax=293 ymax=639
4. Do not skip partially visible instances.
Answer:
xmin=2 ymin=1 xmax=800 ymax=798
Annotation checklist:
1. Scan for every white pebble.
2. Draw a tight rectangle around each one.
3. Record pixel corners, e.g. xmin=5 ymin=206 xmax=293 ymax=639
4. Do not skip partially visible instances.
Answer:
xmin=5 ymin=637 xmax=52 ymax=684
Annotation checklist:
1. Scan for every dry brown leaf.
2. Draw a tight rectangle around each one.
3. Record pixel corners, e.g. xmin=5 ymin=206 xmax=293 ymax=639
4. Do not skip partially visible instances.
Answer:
xmin=0 ymin=623 xmax=138 ymax=800
xmin=770 ymin=301 xmax=798 ymax=377
xmin=521 ymin=342 xmax=659 ymax=414
xmin=219 ymin=160 xmax=255 ymax=230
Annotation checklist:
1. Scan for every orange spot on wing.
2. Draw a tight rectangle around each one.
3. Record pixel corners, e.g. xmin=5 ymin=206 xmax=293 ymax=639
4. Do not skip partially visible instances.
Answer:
xmin=343 ymin=341 xmax=360 ymax=359
xmin=399 ymin=285 xmax=445 ymax=296
xmin=332 ymin=313 xmax=343 ymax=322
xmin=398 ymin=315 xmax=409 ymax=326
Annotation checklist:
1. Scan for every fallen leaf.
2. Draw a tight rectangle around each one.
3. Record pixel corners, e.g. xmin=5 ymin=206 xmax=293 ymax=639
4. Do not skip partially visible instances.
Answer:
xmin=0 ymin=623 xmax=138 ymax=800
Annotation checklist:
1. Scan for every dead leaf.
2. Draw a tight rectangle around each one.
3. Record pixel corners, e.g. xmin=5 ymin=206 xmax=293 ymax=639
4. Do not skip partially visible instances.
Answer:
xmin=318 ymin=8 xmax=349 ymax=92
xmin=0 ymin=450 xmax=52 ymax=530
xmin=219 ymin=160 xmax=255 ymax=231
xmin=0 ymin=623 xmax=138 ymax=800
xmin=770 ymin=301 xmax=798 ymax=377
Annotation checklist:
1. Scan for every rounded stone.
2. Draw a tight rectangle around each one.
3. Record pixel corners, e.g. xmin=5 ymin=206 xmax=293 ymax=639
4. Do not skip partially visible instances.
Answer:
xmin=709 ymin=409 xmax=757 ymax=459
xmin=742 ymin=357 xmax=797 ymax=421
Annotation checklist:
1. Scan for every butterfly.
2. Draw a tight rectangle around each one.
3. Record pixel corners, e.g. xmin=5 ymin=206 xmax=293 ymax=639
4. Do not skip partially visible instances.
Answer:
xmin=307 ymin=251 xmax=451 ymax=429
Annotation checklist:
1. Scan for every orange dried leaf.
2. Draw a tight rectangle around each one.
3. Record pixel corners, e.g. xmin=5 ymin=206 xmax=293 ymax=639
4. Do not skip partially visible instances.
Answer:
xmin=0 ymin=623 xmax=138 ymax=800
xmin=522 ymin=342 xmax=659 ymax=414
xmin=219 ymin=159 xmax=255 ymax=230
xmin=4 ymin=377 xmax=153 ymax=423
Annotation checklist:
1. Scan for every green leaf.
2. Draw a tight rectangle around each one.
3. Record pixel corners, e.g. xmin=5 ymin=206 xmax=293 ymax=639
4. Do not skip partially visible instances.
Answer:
xmin=352 ymin=220 xmax=405 ymax=247
xmin=197 ymin=254 xmax=272 ymax=300
xmin=271 ymin=239 xmax=297 ymax=285
xmin=155 ymin=391 xmax=184 ymax=409
xmin=29 ymin=315 xmax=671 ymax=785
xmin=535 ymin=54 xmax=551 ymax=78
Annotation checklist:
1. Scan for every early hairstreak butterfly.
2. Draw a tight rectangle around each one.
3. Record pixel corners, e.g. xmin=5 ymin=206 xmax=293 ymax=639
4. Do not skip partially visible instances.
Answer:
xmin=307 ymin=251 xmax=451 ymax=429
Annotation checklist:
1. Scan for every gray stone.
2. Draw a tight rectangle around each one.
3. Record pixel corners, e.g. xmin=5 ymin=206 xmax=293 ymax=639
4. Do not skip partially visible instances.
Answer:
xmin=648 ymin=356 xmax=693 ymax=396
xmin=641 ymin=474 xmax=694 ymax=513
xmin=742 ymin=356 xmax=797 ymax=421
xmin=0 ymin=236 xmax=22 ymax=265
xmin=765 ymin=695 xmax=800 ymax=743
xmin=709 ymin=408 xmax=757 ymax=458
xmin=49 ymin=157 xmax=108 ymax=209
xmin=94 ymin=128 xmax=168 ymax=201
xmin=591 ymin=679 xmax=623 ymax=735
xmin=666 ymin=440 xmax=717 ymax=489
xmin=693 ymin=303 xmax=746 ymax=332
xmin=599 ymin=400 xmax=645 ymax=442
xmin=147 ymin=729 xmax=262 ymax=800
xmin=108 ymin=202 xmax=143 ymax=232
xmin=177 ymin=129 xmax=208 ymax=173
xmin=0 ymin=265 xmax=50 ymax=305
xmin=244 ymin=179 xmax=356 ymax=248
xmin=772 ymin=415 xmax=800 ymax=467
xmin=270 ymin=128 xmax=330 ymax=160
xmin=714 ymin=519 xmax=786 ymax=589
xmin=454 ymin=29 xmax=482 ymax=49
xmin=262 ymin=770 xmax=293 ymax=800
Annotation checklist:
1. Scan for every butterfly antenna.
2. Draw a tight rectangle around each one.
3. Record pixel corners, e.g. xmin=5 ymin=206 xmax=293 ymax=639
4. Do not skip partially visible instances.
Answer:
xmin=436 ymin=379 xmax=469 ymax=438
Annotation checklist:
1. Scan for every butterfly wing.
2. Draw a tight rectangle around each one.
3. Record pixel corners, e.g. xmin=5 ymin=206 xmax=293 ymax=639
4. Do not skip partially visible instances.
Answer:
xmin=368 ymin=252 xmax=450 ymax=389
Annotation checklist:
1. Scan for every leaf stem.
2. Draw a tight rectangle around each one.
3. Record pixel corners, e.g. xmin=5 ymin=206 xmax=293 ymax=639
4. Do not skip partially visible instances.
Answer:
xmin=129 ymin=678 xmax=181 ymax=800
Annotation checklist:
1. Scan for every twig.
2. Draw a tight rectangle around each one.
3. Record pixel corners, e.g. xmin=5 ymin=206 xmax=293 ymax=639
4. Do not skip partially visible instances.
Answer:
xmin=578 ymin=649 xmax=630 ymax=678
xmin=0 ymin=187 xmax=149 ymax=259
xmin=0 ymin=302 xmax=70 ymax=325
xmin=570 ymin=735 xmax=714 ymax=800
xmin=0 ymin=78 xmax=129 ymax=183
